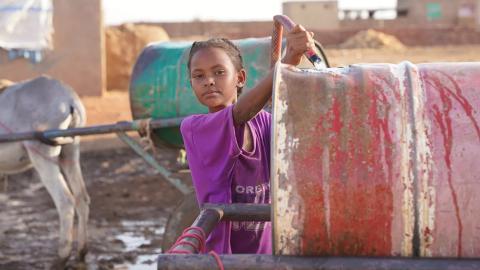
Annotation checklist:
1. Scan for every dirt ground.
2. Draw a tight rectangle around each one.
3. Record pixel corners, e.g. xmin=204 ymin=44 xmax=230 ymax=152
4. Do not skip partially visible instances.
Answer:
xmin=327 ymin=44 xmax=480 ymax=67
xmin=0 ymin=144 xmax=192 ymax=270
xmin=1 ymin=44 xmax=479 ymax=269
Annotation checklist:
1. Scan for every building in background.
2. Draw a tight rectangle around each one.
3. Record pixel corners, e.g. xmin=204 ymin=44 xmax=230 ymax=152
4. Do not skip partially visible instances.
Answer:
xmin=0 ymin=0 xmax=105 ymax=96
xmin=282 ymin=1 xmax=339 ymax=30
xmin=283 ymin=0 xmax=480 ymax=30
xmin=397 ymin=0 xmax=480 ymax=27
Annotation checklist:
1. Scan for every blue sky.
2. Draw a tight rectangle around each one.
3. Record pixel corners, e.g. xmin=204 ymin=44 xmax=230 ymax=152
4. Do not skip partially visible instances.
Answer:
xmin=103 ymin=0 xmax=398 ymax=25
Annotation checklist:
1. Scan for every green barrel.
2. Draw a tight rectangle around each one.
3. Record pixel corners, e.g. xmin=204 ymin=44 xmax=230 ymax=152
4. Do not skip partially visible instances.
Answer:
xmin=129 ymin=37 xmax=272 ymax=147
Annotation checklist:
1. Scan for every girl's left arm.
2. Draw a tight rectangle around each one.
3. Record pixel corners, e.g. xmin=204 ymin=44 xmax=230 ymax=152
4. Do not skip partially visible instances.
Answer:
xmin=232 ymin=25 xmax=315 ymax=126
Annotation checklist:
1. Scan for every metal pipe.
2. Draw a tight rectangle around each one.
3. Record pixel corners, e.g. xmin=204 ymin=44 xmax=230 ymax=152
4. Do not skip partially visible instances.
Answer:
xmin=116 ymin=132 xmax=191 ymax=195
xmin=167 ymin=204 xmax=270 ymax=254
xmin=0 ymin=117 xmax=185 ymax=143
xmin=168 ymin=208 xmax=222 ymax=254
xmin=157 ymin=254 xmax=480 ymax=270
xmin=203 ymin=203 xmax=270 ymax=221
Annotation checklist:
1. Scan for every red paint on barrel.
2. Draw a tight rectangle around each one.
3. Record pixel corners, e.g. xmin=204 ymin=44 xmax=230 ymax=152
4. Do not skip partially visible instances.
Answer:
xmin=291 ymin=71 xmax=395 ymax=255
xmin=273 ymin=63 xmax=480 ymax=257
xmin=422 ymin=70 xmax=480 ymax=257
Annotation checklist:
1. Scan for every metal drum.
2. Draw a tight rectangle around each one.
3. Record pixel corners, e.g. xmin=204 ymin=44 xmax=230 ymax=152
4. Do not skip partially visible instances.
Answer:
xmin=271 ymin=62 xmax=480 ymax=257
xmin=129 ymin=38 xmax=272 ymax=147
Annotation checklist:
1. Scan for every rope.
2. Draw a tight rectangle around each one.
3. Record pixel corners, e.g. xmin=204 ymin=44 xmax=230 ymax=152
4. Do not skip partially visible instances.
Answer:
xmin=167 ymin=226 xmax=206 ymax=254
xmin=137 ymin=118 xmax=156 ymax=154
xmin=167 ymin=226 xmax=225 ymax=269
xmin=209 ymin=251 xmax=225 ymax=270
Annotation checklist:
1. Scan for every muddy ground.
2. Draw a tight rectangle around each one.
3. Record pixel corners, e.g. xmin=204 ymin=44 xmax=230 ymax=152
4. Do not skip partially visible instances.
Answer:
xmin=0 ymin=142 xmax=192 ymax=270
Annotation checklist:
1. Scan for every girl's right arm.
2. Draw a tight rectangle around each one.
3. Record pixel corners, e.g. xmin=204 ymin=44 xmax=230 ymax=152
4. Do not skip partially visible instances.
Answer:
xmin=232 ymin=25 xmax=315 ymax=126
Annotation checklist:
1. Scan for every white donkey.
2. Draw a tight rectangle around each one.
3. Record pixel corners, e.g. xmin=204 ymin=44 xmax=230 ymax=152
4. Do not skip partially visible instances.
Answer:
xmin=0 ymin=76 xmax=90 ymax=265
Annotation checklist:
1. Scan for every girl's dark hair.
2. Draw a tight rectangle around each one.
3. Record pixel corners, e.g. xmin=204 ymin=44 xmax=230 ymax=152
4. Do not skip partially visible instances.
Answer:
xmin=187 ymin=38 xmax=245 ymax=96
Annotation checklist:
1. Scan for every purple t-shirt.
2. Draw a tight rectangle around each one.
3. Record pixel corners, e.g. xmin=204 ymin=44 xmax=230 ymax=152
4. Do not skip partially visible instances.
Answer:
xmin=180 ymin=105 xmax=272 ymax=254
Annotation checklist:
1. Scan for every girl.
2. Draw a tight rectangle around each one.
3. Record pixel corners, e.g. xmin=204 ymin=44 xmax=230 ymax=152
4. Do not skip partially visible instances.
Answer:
xmin=180 ymin=25 xmax=315 ymax=254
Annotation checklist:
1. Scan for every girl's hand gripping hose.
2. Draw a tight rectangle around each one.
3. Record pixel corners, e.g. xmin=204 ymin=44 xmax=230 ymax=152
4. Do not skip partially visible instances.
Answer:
xmin=271 ymin=14 xmax=324 ymax=69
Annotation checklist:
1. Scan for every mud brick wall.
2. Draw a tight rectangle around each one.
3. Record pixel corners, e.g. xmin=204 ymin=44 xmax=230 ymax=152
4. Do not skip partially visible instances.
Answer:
xmin=0 ymin=0 xmax=105 ymax=96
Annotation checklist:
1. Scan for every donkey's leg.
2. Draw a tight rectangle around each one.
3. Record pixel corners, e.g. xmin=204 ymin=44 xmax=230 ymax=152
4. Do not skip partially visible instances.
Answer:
xmin=59 ymin=139 xmax=90 ymax=260
xmin=25 ymin=143 xmax=75 ymax=261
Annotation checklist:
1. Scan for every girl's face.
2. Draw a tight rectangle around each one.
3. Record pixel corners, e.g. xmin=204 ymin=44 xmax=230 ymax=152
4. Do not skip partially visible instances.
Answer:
xmin=189 ymin=47 xmax=246 ymax=113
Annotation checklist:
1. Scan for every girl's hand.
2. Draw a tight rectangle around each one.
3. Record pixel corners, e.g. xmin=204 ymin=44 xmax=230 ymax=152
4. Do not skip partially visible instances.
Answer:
xmin=282 ymin=24 xmax=315 ymax=66
xmin=233 ymin=25 xmax=314 ymax=125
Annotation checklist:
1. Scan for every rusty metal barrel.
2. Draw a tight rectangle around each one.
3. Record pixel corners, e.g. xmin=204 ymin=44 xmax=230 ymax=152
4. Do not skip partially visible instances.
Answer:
xmin=271 ymin=62 xmax=480 ymax=258
xmin=129 ymin=38 xmax=272 ymax=147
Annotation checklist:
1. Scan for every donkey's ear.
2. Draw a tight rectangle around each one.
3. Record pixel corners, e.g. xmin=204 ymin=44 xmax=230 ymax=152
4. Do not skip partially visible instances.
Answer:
xmin=0 ymin=79 xmax=14 ymax=93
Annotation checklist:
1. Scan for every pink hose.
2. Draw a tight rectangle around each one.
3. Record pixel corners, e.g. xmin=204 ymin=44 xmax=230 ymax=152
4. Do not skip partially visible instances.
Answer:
xmin=271 ymin=15 xmax=323 ymax=69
